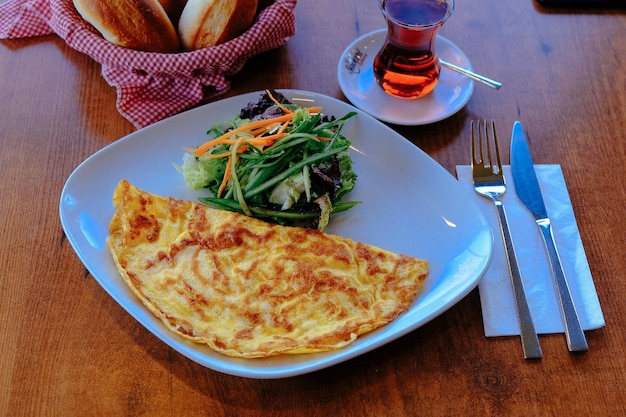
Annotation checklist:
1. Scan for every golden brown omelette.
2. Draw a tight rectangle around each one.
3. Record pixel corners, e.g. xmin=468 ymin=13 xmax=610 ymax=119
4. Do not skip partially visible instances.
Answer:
xmin=107 ymin=180 xmax=429 ymax=358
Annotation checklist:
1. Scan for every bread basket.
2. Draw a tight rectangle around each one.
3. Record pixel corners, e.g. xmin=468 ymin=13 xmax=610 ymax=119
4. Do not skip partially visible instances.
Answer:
xmin=0 ymin=0 xmax=297 ymax=127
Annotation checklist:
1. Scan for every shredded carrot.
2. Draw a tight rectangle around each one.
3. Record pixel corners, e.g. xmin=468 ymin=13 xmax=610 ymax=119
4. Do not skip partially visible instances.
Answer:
xmin=206 ymin=151 xmax=232 ymax=159
xmin=266 ymin=89 xmax=293 ymax=114
xmin=213 ymin=134 xmax=288 ymax=152
xmin=250 ymin=123 xmax=280 ymax=137
xmin=192 ymin=106 xmax=324 ymax=157
xmin=306 ymin=106 xmax=323 ymax=114
xmin=193 ymin=113 xmax=294 ymax=156
xmin=277 ymin=120 xmax=290 ymax=134
xmin=246 ymin=132 xmax=288 ymax=145
xmin=217 ymin=156 xmax=234 ymax=197
xmin=205 ymin=145 xmax=250 ymax=159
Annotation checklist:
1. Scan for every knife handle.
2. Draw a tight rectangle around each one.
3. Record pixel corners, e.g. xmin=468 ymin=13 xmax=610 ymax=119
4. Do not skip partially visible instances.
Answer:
xmin=536 ymin=218 xmax=589 ymax=352
xmin=494 ymin=201 xmax=543 ymax=359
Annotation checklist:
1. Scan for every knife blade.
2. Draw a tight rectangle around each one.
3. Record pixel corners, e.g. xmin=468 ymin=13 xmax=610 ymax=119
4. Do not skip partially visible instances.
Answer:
xmin=510 ymin=121 xmax=588 ymax=352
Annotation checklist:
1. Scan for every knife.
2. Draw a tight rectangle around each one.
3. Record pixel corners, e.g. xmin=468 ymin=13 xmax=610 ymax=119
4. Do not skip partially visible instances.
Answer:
xmin=510 ymin=121 xmax=588 ymax=352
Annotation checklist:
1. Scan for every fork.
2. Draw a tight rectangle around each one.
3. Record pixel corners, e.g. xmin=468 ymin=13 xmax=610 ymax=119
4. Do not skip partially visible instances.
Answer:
xmin=471 ymin=120 xmax=543 ymax=359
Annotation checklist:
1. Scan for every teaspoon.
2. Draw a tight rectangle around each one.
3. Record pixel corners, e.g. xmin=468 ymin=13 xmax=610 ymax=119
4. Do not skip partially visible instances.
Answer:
xmin=440 ymin=59 xmax=502 ymax=90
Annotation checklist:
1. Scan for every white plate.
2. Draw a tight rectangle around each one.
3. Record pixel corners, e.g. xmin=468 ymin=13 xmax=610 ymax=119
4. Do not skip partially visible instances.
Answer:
xmin=338 ymin=29 xmax=475 ymax=125
xmin=60 ymin=90 xmax=492 ymax=379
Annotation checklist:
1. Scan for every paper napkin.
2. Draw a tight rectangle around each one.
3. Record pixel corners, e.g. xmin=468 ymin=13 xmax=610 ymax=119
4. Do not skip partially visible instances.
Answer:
xmin=456 ymin=165 xmax=605 ymax=337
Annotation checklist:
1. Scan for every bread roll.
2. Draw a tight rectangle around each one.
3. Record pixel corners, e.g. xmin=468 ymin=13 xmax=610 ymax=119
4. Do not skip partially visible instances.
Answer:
xmin=73 ymin=0 xmax=181 ymax=53
xmin=178 ymin=0 xmax=259 ymax=50
xmin=158 ymin=0 xmax=189 ymax=25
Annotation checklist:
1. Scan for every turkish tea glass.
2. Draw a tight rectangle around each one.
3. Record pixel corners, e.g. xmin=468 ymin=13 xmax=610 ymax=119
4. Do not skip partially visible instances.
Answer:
xmin=373 ymin=0 xmax=455 ymax=99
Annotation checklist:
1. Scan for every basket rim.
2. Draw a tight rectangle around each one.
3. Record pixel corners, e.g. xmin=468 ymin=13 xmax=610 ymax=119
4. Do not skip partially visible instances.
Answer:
xmin=51 ymin=0 xmax=297 ymax=73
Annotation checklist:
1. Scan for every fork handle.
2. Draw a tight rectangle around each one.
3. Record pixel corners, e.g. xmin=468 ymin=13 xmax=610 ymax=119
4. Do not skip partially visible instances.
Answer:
xmin=494 ymin=200 xmax=543 ymax=359
xmin=536 ymin=219 xmax=589 ymax=352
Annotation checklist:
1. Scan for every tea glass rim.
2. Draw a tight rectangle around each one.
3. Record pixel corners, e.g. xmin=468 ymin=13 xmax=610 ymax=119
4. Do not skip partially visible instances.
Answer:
xmin=379 ymin=0 xmax=455 ymax=30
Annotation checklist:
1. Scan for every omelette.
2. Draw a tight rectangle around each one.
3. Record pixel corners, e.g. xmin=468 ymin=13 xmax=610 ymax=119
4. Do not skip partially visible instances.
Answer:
xmin=107 ymin=180 xmax=429 ymax=358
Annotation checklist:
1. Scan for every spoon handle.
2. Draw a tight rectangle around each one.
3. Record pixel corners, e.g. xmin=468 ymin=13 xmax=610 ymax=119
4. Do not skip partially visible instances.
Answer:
xmin=440 ymin=59 xmax=502 ymax=90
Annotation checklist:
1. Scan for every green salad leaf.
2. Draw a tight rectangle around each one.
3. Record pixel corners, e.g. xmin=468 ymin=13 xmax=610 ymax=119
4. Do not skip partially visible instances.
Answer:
xmin=177 ymin=90 xmax=360 ymax=230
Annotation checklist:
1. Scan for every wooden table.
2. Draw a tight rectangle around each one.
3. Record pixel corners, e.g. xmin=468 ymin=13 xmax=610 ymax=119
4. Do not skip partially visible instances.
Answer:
xmin=2 ymin=0 xmax=625 ymax=415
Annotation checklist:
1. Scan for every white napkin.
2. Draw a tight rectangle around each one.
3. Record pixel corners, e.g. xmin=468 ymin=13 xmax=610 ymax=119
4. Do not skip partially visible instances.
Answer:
xmin=456 ymin=165 xmax=605 ymax=337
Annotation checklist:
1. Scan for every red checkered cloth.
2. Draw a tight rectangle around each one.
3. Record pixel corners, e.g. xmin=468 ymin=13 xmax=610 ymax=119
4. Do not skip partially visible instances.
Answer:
xmin=0 ymin=0 xmax=297 ymax=128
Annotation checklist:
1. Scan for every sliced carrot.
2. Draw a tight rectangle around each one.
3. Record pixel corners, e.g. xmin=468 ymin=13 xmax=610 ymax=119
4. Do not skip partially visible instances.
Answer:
xmin=193 ymin=114 xmax=294 ymax=156
xmin=277 ymin=120 xmax=290 ymax=134
xmin=206 ymin=151 xmax=232 ymax=159
xmin=217 ymin=156 xmax=235 ymax=197
xmin=306 ymin=106 xmax=323 ymax=114
xmin=192 ymin=106 xmax=324 ymax=157
xmin=266 ymin=89 xmax=293 ymax=114
xmin=203 ymin=133 xmax=288 ymax=155
xmin=245 ymin=132 xmax=288 ymax=146
xmin=250 ymin=123 xmax=280 ymax=137
xmin=205 ymin=145 xmax=250 ymax=159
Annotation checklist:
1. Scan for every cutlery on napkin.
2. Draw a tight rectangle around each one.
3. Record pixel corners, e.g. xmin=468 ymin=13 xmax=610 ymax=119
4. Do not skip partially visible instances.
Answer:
xmin=456 ymin=164 xmax=605 ymax=337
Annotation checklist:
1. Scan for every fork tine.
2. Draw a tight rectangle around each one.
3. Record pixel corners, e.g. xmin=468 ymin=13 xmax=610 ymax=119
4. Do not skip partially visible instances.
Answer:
xmin=470 ymin=120 xmax=475 ymax=165
xmin=481 ymin=120 xmax=490 ymax=169
xmin=486 ymin=119 xmax=502 ymax=175
xmin=470 ymin=120 xmax=481 ymax=166
xmin=473 ymin=119 xmax=501 ymax=174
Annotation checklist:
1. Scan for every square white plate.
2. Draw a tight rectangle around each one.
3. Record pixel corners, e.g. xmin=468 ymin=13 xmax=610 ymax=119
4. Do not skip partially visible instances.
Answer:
xmin=60 ymin=90 xmax=493 ymax=379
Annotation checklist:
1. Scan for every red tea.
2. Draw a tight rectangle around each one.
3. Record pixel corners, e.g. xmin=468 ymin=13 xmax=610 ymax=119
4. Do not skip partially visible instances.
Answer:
xmin=373 ymin=0 xmax=453 ymax=99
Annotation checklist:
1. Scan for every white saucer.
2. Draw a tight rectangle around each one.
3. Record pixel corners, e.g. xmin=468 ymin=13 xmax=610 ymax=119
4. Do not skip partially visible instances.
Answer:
xmin=337 ymin=29 xmax=475 ymax=125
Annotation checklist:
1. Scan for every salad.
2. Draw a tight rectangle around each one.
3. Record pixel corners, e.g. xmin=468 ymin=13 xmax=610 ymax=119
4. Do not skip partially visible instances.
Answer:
xmin=178 ymin=90 xmax=360 ymax=230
